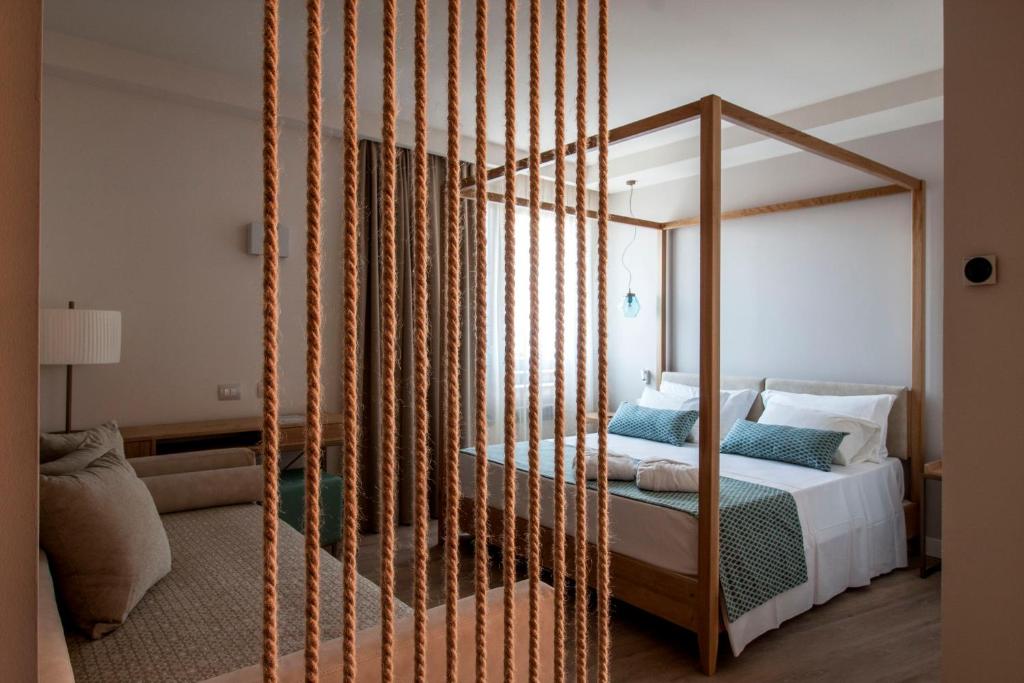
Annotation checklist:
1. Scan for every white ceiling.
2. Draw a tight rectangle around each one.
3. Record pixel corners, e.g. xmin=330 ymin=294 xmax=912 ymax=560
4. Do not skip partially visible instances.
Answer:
xmin=45 ymin=0 xmax=943 ymax=153
xmin=46 ymin=1 xmax=942 ymax=193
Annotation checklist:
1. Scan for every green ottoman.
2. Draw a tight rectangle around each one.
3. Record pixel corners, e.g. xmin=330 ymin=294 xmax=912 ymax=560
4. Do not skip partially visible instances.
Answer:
xmin=278 ymin=469 xmax=343 ymax=550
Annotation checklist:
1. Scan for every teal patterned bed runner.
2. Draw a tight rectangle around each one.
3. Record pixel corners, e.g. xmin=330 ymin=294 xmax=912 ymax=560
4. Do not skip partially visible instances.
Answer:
xmin=464 ymin=440 xmax=808 ymax=621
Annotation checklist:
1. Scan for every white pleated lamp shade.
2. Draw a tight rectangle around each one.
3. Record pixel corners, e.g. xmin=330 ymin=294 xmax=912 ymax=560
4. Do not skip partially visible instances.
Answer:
xmin=40 ymin=309 xmax=122 ymax=365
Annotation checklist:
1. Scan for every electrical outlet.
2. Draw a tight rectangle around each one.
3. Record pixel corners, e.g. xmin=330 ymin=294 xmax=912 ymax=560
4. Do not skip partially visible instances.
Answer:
xmin=217 ymin=383 xmax=242 ymax=401
xmin=640 ymin=369 xmax=652 ymax=384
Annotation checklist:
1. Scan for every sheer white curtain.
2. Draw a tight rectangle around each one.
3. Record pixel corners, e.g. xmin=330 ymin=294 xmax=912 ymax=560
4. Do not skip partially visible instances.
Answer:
xmin=484 ymin=201 xmax=594 ymax=443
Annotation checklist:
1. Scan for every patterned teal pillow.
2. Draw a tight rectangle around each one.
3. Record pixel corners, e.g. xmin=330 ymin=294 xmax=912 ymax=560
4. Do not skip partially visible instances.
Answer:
xmin=721 ymin=420 xmax=844 ymax=472
xmin=608 ymin=402 xmax=698 ymax=447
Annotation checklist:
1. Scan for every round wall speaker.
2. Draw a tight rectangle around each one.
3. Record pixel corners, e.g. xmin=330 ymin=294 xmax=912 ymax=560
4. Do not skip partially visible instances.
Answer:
xmin=963 ymin=255 xmax=997 ymax=286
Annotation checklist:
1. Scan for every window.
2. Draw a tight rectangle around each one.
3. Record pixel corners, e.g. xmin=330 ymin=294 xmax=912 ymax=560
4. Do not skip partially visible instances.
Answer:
xmin=484 ymin=203 xmax=593 ymax=442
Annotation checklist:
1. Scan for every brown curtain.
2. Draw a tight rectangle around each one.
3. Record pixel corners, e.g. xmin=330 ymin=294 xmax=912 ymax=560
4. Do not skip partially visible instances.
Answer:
xmin=355 ymin=139 xmax=475 ymax=532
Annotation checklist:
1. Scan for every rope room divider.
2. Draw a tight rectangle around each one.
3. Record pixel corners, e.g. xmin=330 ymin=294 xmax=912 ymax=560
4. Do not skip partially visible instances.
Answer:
xmin=258 ymin=0 xmax=611 ymax=680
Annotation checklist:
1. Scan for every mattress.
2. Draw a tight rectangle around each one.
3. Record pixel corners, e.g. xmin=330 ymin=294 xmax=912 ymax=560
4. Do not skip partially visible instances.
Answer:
xmin=66 ymin=504 xmax=412 ymax=683
xmin=458 ymin=432 xmax=907 ymax=654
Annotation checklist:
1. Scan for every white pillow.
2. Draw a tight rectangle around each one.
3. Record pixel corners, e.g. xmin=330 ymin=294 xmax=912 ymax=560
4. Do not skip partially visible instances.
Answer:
xmin=757 ymin=402 xmax=883 ymax=465
xmin=659 ymin=380 xmax=699 ymax=400
xmin=760 ymin=389 xmax=896 ymax=459
xmin=659 ymin=381 xmax=758 ymax=443
xmin=636 ymin=386 xmax=689 ymax=411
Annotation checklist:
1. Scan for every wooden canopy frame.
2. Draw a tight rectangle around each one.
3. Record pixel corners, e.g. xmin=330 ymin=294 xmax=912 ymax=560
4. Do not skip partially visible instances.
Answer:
xmin=461 ymin=94 xmax=925 ymax=675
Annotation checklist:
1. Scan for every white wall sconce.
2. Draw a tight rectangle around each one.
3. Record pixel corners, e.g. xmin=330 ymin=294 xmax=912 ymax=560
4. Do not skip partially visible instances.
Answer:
xmin=246 ymin=222 xmax=290 ymax=258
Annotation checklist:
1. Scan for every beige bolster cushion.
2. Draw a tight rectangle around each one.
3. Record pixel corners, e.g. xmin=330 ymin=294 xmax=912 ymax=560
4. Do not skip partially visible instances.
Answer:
xmin=142 ymin=465 xmax=263 ymax=514
xmin=129 ymin=447 xmax=256 ymax=478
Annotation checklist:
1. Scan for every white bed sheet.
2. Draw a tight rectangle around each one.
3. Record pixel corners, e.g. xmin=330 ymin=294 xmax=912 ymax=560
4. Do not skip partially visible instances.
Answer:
xmin=458 ymin=432 xmax=907 ymax=655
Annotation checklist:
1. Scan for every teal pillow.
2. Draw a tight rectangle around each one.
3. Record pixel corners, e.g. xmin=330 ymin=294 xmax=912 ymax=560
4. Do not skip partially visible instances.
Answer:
xmin=608 ymin=402 xmax=698 ymax=447
xmin=721 ymin=420 xmax=844 ymax=472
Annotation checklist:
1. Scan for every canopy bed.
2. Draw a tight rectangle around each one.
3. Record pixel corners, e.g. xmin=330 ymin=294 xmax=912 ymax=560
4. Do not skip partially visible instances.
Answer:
xmin=248 ymin=0 xmax=923 ymax=677
xmin=455 ymin=95 xmax=926 ymax=675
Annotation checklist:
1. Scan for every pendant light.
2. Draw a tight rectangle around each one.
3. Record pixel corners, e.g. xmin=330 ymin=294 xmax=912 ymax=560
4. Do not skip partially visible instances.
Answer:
xmin=619 ymin=179 xmax=641 ymax=318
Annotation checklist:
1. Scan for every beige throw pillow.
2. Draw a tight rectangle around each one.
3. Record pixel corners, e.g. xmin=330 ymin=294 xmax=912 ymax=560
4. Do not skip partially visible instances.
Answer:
xmin=39 ymin=450 xmax=171 ymax=639
xmin=40 ymin=420 xmax=125 ymax=472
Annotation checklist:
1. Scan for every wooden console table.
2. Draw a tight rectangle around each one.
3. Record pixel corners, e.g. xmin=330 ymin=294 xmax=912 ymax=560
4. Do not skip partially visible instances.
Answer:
xmin=120 ymin=413 xmax=345 ymax=458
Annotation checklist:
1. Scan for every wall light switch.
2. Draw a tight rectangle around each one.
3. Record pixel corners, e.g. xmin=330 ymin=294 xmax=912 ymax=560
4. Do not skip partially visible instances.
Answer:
xmin=963 ymin=254 xmax=997 ymax=286
xmin=218 ymin=383 xmax=242 ymax=401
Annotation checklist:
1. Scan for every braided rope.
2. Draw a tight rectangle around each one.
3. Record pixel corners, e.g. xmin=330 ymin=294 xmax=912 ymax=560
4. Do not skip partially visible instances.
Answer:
xmin=551 ymin=0 xmax=568 ymax=680
xmin=341 ymin=1 xmax=361 ymax=681
xmin=260 ymin=2 xmax=280 ymax=680
xmin=526 ymin=1 xmax=542 ymax=681
xmin=303 ymin=2 xmax=324 ymax=679
xmin=472 ymin=0 xmax=490 ymax=680
xmin=444 ymin=0 xmax=463 ymax=680
xmin=572 ymin=0 xmax=589 ymax=678
xmin=596 ymin=1 xmax=612 ymax=679
xmin=379 ymin=1 xmax=399 ymax=680
xmin=501 ymin=0 xmax=519 ymax=680
xmin=412 ymin=0 xmax=431 ymax=678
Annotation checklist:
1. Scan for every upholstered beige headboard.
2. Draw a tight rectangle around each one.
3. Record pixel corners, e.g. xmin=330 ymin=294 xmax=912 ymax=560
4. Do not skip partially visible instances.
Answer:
xmin=765 ymin=378 xmax=908 ymax=460
xmin=658 ymin=372 xmax=908 ymax=460
xmin=658 ymin=372 xmax=767 ymax=420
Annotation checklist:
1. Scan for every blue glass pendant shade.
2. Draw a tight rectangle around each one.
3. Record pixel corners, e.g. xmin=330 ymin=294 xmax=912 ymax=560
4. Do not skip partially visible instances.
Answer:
xmin=621 ymin=291 xmax=641 ymax=318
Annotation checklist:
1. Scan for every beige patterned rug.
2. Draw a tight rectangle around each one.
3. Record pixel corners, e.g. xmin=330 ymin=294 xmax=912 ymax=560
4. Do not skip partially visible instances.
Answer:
xmin=66 ymin=504 xmax=411 ymax=682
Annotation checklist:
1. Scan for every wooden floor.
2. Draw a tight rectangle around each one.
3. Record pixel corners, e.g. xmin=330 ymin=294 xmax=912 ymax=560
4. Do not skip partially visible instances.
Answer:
xmin=356 ymin=523 xmax=940 ymax=682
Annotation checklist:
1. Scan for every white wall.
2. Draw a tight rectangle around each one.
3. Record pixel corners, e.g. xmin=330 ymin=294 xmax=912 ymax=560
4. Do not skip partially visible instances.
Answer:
xmin=605 ymin=221 xmax=663 ymax=408
xmin=673 ymin=193 xmax=912 ymax=377
xmin=610 ymin=122 xmax=944 ymax=536
xmin=40 ymin=73 xmax=344 ymax=430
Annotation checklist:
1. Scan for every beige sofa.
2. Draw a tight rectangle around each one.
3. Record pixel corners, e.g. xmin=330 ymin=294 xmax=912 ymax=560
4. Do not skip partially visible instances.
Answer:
xmin=39 ymin=449 xmax=552 ymax=682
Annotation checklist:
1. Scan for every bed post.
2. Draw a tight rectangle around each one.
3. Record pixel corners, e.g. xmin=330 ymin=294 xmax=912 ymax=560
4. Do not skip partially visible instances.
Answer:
xmin=658 ymin=229 xmax=668 ymax=379
xmin=911 ymin=184 xmax=926 ymax=558
xmin=697 ymin=94 xmax=722 ymax=676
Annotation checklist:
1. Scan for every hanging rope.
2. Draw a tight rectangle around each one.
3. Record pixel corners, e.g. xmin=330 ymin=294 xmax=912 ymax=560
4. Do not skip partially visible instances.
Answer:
xmin=551 ymin=0 xmax=568 ymax=680
xmin=472 ymin=0 xmax=491 ymax=680
xmin=412 ymin=0 xmax=431 ymax=678
xmin=341 ymin=0 xmax=361 ymax=681
xmin=303 ymin=1 xmax=324 ymax=679
xmin=379 ymin=0 xmax=399 ymax=680
xmin=260 ymin=2 xmax=280 ymax=680
xmin=596 ymin=0 xmax=612 ymax=680
xmin=444 ymin=0 xmax=463 ymax=680
xmin=526 ymin=0 xmax=543 ymax=681
xmin=573 ymin=0 xmax=590 ymax=678
xmin=501 ymin=0 xmax=519 ymax=681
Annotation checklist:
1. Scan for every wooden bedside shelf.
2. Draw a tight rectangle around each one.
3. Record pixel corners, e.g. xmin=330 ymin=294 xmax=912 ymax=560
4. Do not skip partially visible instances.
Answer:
xmin=924 ymin=460 xmax=943 ymax=480
xmin=920 ymin=458 xmax=943 ymax=578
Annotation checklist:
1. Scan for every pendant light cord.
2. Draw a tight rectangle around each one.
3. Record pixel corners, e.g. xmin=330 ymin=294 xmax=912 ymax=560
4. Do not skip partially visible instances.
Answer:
xmin=621 ymin=181 xmax=638 ymax=292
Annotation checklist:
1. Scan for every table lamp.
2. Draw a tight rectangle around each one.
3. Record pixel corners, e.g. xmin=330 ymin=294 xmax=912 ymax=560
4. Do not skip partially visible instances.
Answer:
xmin=40 ymin=301 xmax=122 ymax=432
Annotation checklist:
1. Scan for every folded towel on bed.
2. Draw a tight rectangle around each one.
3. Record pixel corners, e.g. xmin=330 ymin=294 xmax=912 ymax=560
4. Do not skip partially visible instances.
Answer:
xmin=635 ymin=459 xmax=699 ymax=492
xmin=576 ymin=448 xmax=637 ymax=480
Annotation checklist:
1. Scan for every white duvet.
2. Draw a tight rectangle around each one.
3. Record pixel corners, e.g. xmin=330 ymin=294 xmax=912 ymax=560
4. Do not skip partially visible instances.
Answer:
xmin=458 ymin=432 xmax=907 ymax=655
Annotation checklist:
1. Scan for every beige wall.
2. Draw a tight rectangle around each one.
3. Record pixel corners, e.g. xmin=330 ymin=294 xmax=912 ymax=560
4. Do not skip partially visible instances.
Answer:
xmin=943 ymin=0 xmax=1024 ymax=677
xmin=0 ymin=1 xmax=41 ymax=680
xmin=40 ymin=74 xmax=344 ymax=431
